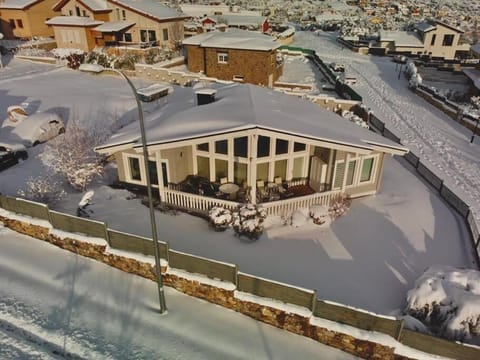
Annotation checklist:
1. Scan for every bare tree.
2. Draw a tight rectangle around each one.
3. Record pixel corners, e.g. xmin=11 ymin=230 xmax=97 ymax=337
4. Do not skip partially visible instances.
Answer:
xmin=43 ymin=120 xmax=108 ymax=191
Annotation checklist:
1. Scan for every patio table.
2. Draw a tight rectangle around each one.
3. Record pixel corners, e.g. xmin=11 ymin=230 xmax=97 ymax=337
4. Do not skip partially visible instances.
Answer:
xmin=219 ymin=183 xmax=240 ymax=200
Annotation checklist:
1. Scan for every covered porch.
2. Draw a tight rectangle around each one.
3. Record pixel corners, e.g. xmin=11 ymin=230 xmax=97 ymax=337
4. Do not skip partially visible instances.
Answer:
xmin=117 ymin=127 xmax=388 ymax=217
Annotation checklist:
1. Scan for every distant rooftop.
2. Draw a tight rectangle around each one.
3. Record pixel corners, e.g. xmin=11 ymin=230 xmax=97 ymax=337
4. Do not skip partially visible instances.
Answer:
xmin=182 ymin=29 xmax=279 ymax=51
xmin=110 ymin=0 xmax=188 ymax=20
xmin=0 ymin=0 xmax=38 ymax=9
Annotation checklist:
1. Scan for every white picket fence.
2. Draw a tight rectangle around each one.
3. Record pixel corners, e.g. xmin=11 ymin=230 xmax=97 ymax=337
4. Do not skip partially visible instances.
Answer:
xmin=163 ymin=189 xmax=238 ymax=213
xmin=164 ymin=188 xmax=344 ymax=217
xmin=261 ymin=190 xmax=344 ymax=217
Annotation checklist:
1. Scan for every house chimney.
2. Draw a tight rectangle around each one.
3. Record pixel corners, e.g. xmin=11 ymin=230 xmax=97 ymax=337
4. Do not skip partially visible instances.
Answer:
xmin=195 ymin=88 xmax=217 ymax=105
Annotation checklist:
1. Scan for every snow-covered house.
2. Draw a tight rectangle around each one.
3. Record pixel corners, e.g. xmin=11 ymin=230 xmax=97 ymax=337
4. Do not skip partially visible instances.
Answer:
xmin=0 ymin=0 xmax=60 ymax=39
xmin=46 ymin=0 xmax=189 ymax=51
xmin=183 ymin=29 xmax=282 ymax=87
xmin=377 ymin=19 xmax=470 ymax=60
xmin=95 ymin=83 xmax=408 ymax=215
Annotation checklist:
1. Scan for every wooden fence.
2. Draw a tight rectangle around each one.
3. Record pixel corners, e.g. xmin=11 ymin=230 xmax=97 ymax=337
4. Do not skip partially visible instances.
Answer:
xmin=163 ymin=189 xmax=238 ymax=214
xmin=0 ymin=194 xmax=479 ymax=359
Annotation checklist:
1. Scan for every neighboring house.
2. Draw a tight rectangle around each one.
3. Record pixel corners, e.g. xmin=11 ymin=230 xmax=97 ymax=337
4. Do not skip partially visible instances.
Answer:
xmin=95 ymin=83 xmax=408 ymax=216
xmin=0 ymin=0 xmax=60 ymax=39
xmin=376 ymin=19 xmax=470 ymax=60
xmin=183 ymin=29 xmax=282 ymax=87
xmin=200 ymin=14 xmax=269 ymax=33
xmin=46 ymin=0 xmax=188 ymax=51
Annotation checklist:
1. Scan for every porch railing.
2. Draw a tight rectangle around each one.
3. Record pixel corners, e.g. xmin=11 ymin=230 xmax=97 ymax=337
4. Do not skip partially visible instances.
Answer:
xmin=164 ymin=187 xmax=344 ymax=217
xmin=261 ymin=189 xmax=344 ymax=217
xmin=163 ymin=189 xmax=238 ymax=214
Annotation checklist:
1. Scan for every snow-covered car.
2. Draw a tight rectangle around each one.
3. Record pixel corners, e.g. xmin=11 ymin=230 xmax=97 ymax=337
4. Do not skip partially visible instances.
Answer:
xmin=392 ymin=55 xmax=407 ymax=64
xmin=0 ymin=144 xmax=28 ymax=171
xmin=1 ymin=112 xmax=65 ymax=147
xmin=329 ymin=62 xmax=345 ymax=72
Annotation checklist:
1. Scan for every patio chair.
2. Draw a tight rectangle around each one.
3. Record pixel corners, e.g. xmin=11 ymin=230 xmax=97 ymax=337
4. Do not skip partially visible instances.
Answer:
xmin=274 ymin=177 xmax=286 ymax=194
xmin=215 ymin=177 xmax=229 ymax=198
xmin=220 ymin=177 xmax=228 ymax=185
xmin=256 ymin=180 xmax=269 ymax=202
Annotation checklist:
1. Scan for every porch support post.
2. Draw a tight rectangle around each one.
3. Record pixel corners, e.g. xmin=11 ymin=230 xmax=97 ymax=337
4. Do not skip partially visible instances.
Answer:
xmin=249 ymin=133 xmax=258 ymax=204
xmin=341 ymin=153 xmax=349 ymax=191
xmin=156 ymin=151 xmax=165 ymax=201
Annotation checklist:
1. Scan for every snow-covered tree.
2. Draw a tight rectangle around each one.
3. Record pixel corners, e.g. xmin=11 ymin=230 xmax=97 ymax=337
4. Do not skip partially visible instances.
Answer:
xmin=17 ymin=176 xmax=66 ymax=205
xmin=405 ymin=266 xmax=480 ymax=344
xmin=42 ymin=120 xmax=107 ymax=191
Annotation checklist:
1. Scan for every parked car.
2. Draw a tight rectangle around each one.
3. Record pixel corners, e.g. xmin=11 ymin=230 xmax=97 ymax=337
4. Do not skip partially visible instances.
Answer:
xmin=392 ymin=55 xmax=408 ymax=64
xmin=1 ymin=111 xmax=65 ymax=147
xmin=0 ymin=143 xmax=28 ymax=171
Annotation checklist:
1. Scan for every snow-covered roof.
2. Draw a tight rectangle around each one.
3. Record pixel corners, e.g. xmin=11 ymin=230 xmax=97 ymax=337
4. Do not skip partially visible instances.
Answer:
xmin=46 ymin=16 xmax=103 ymax=27
xmin=414 ymin=21 xmax=436 ymax=33
xmin=182 ymin=29 xmax=279 ymax=51
xmin=463 ymin=69 xmax=480 ymax=90
xmin=211 ymin=14 xmax=267 ymax=27
xmin=94 ymin=20 xmax=135 ymax=32
xmin=0 ymin=0 xmax=38 ymax=9
xmin=110 ymin=0 xmax=187 ymax=21
xmin=82 ymin=0 xmax=109 ymax=11
xmin=380 ymin=31 xmax=423 ymax=47
xmin=97 ymin=83 xmax=408 ymax=155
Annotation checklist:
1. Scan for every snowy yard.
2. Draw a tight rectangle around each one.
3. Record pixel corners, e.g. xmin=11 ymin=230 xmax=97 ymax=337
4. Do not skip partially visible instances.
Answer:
xmin=0 ymin=54 xmax=475 ymax=319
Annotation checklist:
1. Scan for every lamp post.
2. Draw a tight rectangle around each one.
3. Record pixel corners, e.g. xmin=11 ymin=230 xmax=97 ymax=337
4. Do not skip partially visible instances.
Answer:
xmin=80 ymin=64 xmax=167 ymax=313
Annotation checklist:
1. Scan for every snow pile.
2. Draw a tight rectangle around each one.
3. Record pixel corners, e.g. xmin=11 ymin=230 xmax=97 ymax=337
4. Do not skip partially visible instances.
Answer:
xmin=290 ymin=208 xmax=311 ymax=227
xmin=341 ymin=110 xmax=369 ymax=129
xmin=405 ymin=265 xmax=480 ymax=344
xmin=52 ymin=48 xmax=85 ymax=59
xmin=309 ymin=205 xmax=331 ymax=225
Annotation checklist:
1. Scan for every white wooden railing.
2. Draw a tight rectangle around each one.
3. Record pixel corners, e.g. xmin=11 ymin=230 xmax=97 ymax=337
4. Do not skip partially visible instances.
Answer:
xmin=261 ymin=189 xmax=344 ymax=217
xmin=164 ymin=188 xmax=344 ymax=217
xmin=163 ymin=189 xmax=238 ymax=213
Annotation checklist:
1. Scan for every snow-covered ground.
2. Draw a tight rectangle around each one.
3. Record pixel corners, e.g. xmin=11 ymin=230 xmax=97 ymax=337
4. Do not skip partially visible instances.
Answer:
xmin=293 ymin=31 xmax=480 ymax=227
xmin=0 ymin=225 xmax=359 ymax=359
xmin=0 ymin=53 xmax=474 ymax=319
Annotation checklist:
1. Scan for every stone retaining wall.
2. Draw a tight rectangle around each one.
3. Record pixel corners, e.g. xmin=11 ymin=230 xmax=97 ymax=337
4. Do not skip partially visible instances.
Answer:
xmin=0 ymin=214 xmax=415 ymax=360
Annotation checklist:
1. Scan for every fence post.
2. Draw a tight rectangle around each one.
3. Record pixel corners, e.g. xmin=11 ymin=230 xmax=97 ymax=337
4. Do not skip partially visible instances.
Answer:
xmin=396 ymin=319 xmax=405 ymax=341
xmin=310 ymin=290 xmax=317 ymax=314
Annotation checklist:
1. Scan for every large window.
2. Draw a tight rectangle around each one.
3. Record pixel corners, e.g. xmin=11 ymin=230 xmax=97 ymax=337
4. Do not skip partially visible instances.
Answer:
xmin=333 ymin=162 xmax=345 ymax=189
xmin=294 ymin=142 xmax=306 ymax=152
xmin=360 ymin=158 xmax=374 ymax=182
xmin=163 ymin=28 xmax=169 ymax=41
xmin=17 ymin=19 xmax=23 ymax=28
xmin=197 ymin=142 xmax=209 ymax=152
xmin=292 ymin=157 xmax=304 ymax=178
xmin=234 ymin=137 xmax=248 ymax=157
xmin=442 ymin=34 xmax=454 ymax=46
xmin=148 ymin=160 xmax=158 ymax=185
xmin=257 ymin=136 xmax=270 ymax=157
xmin=124 ymin=33 xmax=132 ymax=42
xmin=128 ymin=157 xmax=141 ymax=181
xmin=256 ymin=163 xmax=269 ymax=181
xmin=140 ymin=30 xmax=156 ymax=43
xmin=430 ymin=34 xmax=436 ymax=46
xmin=197 ymin=156 xmax=210 ymax=179
xmin=215 ymin=140 xmax=228 ymax=155
xmin=274 ymin=159 xmax=287 ymax=180
xmin=275 ymin=138 xmax=288 ymax=155
xmin=346 ymin=160 xmax=356 ymax=186
xmin=9 ymin=19 xmax=15 ymax=29
xmin=215 ymin=159 xmax=228 ymax=181
xmin=234 ymin=162 xmax=247 ymax=185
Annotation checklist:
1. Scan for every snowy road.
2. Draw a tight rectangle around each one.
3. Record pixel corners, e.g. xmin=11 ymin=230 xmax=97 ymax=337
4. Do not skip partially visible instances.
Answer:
xmin=0 ymin=225 xmax=357 ymax=360
xmin=294 ymin=31 xmax=480 ymax=224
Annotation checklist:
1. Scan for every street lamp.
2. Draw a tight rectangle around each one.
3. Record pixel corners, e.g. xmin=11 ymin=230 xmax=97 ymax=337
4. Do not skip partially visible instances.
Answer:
xmin=80 ymin=64 xmax=167 ymax=313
